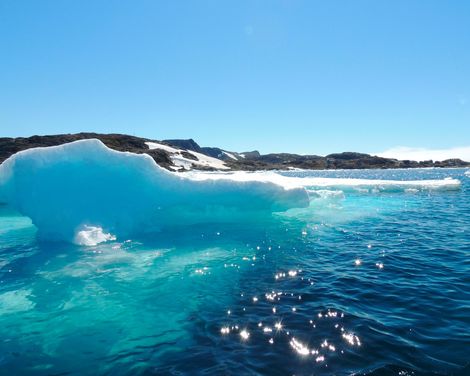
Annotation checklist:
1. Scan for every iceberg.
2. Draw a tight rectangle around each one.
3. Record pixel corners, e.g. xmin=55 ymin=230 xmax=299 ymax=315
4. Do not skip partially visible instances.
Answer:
xmin=0 ymin=139 xmax=461 ymax=245
xmin=0 ymin=139 xmax=309 ymax=244
xmin=186 ymin=171 xmax=462 ymax=191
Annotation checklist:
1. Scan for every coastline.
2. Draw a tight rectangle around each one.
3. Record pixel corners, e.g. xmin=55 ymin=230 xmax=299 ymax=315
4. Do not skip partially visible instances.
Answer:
xmin=1 ymin=133 xmax=469 ymax=172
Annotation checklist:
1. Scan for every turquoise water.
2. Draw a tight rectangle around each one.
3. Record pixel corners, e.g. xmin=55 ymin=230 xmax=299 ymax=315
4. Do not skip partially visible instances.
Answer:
xmin=0 ymin=168 xmax=469 ymax=375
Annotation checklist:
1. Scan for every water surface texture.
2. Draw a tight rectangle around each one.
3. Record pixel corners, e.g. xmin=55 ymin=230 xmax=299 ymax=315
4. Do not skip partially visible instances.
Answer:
xmin=1 ymin=168 xmax=469 ymax=375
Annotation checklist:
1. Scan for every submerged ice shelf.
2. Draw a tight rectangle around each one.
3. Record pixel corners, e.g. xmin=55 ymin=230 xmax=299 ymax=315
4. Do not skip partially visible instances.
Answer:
xmin=0 ymin=139 xmax=461 ymax=245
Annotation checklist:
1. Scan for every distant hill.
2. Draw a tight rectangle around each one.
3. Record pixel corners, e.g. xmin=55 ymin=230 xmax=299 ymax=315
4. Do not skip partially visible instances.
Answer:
xmin=1 ymin=133 xmax=468 ymax=171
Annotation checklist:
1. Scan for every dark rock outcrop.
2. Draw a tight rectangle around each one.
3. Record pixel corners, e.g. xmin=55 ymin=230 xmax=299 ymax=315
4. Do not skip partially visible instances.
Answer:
xmin=200 ymin=147 xmax=228 ymax=160
xmin=162 ymin=139 xmax=202 ymax=153
xmin=240 ymin=151 xmax=261 ymax=159
xmin=0 ymin=133 xmax=171 ymax=170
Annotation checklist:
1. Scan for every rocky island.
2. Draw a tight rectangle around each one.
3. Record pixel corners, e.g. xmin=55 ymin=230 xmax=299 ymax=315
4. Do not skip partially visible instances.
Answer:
xmin=1 ymin=133 xmax=468 ymax=171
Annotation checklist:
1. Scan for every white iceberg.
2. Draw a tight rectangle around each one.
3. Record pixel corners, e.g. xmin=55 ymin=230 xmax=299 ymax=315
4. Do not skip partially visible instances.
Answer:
xmin=0 ymin=139 xmax=308 ymax=244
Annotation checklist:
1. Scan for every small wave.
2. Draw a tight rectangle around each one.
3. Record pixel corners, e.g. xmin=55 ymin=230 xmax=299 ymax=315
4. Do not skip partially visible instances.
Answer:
xmin=359 ymin=363 xmax=469 ymax=376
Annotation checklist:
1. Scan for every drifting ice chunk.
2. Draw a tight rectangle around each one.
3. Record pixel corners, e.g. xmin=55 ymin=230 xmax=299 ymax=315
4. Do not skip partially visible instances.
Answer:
xmin=74 ymin=225 xmax=116 ymax=246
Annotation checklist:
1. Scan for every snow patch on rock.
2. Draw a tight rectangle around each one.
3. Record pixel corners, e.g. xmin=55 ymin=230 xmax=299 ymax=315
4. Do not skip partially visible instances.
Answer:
xmin=145 ymin=141 xmax=229 ymax=170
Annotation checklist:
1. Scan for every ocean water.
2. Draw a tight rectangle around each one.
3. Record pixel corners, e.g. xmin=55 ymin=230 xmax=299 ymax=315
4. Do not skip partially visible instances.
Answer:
xmin=0 ymin=168 xmax=469 ymax=375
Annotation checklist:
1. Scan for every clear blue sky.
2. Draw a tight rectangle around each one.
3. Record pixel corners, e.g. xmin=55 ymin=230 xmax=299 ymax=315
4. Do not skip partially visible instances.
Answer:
xmin=1 ymin=0 xmax=469 ymax=155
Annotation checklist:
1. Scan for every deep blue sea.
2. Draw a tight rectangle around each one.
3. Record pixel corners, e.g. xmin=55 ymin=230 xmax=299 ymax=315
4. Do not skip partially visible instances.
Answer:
xmin=0 ymin=168 xmax=469 ymax=375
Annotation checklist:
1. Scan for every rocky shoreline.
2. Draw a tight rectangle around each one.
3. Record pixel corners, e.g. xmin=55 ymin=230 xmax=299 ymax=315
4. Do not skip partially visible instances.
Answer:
xmin=1 ymin=133 xmax=468 ymax=171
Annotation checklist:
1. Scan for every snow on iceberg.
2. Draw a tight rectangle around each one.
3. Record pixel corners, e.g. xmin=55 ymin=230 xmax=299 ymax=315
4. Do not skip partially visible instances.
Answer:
xmin=0 ymin=139 xmax=309 ymax=244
